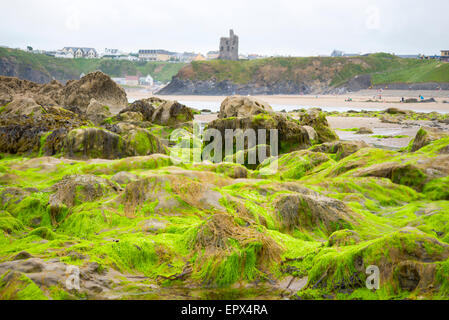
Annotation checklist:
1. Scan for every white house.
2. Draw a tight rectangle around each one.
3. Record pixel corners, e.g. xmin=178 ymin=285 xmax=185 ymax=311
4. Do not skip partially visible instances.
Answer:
xmin=62 ymin=47 xmax=98 ymax=59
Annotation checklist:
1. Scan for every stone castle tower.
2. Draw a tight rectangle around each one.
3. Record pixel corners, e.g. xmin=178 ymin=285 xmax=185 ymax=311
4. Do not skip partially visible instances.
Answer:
xmin=219 ymin=29 xmax=239 ymax=61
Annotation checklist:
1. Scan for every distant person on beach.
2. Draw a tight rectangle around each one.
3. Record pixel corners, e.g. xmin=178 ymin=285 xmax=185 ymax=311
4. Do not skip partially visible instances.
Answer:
xmin=401 ymin=97 xmax=405 ymax=103
xmin=419 ymin=95 xmax=424 ymax=101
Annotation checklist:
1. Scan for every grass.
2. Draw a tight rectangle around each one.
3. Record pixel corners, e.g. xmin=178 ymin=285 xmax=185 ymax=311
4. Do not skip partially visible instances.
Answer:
xmin=0 ymin=47 xmax=186 ymax=83
xmin=177 ymin=53 xmax=449 ymax=87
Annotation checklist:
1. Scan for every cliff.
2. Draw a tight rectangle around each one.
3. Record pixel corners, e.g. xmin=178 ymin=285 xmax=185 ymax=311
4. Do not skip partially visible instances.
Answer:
xmin=157 ymin=53 xmax=449 ymax=95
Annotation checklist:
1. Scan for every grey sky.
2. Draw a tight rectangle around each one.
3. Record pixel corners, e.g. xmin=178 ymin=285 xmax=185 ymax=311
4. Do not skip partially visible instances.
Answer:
xmin=1 ymin=0 xmax=447 ymax=56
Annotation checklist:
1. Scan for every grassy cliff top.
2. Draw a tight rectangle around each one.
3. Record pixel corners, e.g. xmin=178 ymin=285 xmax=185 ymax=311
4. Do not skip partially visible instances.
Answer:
xmin=176 ymin=53 xmax=449 ymax=86
xmin=0 ymin=47 xmax=186 ymax=83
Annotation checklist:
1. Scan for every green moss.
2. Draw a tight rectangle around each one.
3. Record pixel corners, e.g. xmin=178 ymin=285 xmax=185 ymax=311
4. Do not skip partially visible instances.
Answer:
xmin=0 ymin=271 xmax=48 ymax=300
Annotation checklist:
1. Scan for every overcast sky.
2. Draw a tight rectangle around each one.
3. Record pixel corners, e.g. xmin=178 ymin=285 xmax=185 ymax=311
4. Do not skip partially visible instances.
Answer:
xmin=1 ymin=0 xmax=447 ymax=56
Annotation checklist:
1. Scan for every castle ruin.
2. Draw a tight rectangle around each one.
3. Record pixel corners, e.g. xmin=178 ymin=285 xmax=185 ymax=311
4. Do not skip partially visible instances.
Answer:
xmin=219 ymin=29 xmax=239 ymax=61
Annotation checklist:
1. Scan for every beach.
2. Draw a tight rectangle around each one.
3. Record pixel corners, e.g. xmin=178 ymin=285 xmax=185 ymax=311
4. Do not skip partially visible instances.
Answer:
xmin=127 ymin=89 xmax=449 ymax=113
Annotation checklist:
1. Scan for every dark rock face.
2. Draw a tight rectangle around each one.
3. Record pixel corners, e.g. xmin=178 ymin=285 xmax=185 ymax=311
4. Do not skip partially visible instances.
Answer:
xmin=119 ymin=99 xmax=156 ymax=122
xmin=151 ymin=100 xmax=194 ymax=126
xmin=157 ymin=77 xmax=312 ymax=95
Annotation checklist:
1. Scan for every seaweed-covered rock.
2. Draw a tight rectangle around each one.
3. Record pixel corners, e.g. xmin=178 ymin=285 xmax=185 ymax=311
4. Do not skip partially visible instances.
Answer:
xmin=111 ymin=172 xmax=139 ymax=185
xmin=119 ymin=99 xmax=156 ymax=122
xmin=272 ymin=192 xmax=359 ymax=236
xmin=1 ymin=97 xmax=44 ymax=117
xmin=259 ymin=150 xmax=330 ymax=179
xmin=218 ymin=95 xmax=273 ymax=118
xmin=64 ymin=127 xmax=127 ymax=159
xmin=299 ymin=110 xmax=338 ymax=143
xmin=121 ymin=127 xmax=167 ymax=156
xmin=151 ymin=100 xmax=194 ymax=126
xmin=48 ymin=174 xmax=120 ymax=223
xmin=86 ymin=99 xmax=112 ymax=125
xmin=327 ymin=229 xmax=360 ymax=247
xmin=207 ymin=113 xmax=311 ymax=156
xmin=411 ymin=127 xmax=449 ymax=152
xmin=356 ymin=127 xmax=373 ymax=134
xmin=61 ymin=72 xmax=128 ymax=112
xmin=311 ymin=140 xmax=370 ymax=160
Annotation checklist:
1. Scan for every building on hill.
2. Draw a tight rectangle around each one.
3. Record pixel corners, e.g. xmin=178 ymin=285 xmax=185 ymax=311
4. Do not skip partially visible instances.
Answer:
xmin=61 ymin=47 xmax=98 ymax=59
xmin=219 ymin=29 xmax=239 ymax=61
xmin=207 ymin=51 xmax=219 ymax=60
xmin=193 ymin=54 xmax=206 ymax=61
xmin=138 ymin=49 xmax=176 ymax=61
xmin=441 ymin=50 xmax=449 ymax=62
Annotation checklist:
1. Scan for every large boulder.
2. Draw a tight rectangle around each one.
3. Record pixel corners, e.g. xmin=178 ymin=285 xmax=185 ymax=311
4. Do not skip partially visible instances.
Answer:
xmin=0 ymin=99 xmax=85 ymax=155
xmin=64 ymin=127 xmax=128 ymax=160
xmin=218 ymin=96 xmax=273 ymax=118
xmin=411 ymin=127 xmax=449 ymax=152
xmin=64 ymin=126 xmax=166 ymax=160
xmin=60 ymin=71 xmax=128 ymax=112
xmin=207 ymin=113 xmax=311 ymax=156
xmin=299 ymin=110 xmax=338 ymax=143
xmin=151 ymin=100 xmax=194 ymax=126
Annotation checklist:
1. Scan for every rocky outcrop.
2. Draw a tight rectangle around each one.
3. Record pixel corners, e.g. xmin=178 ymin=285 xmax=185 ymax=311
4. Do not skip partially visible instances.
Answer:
xmin=207 ymin=113 xmax=311 ymax=156
xmin=119 ymin=99 xmax=157 ymax=122
xmin=299 ymin=110 xmax=338 ymax=143
xmin=60 ymin=72 xmax=127 ymax=112
xmin=86 ymin=99 xmax=112 ymax=125
xmin=218 ymin=96 xmax=273 ymax=118
xmin=0 ymin=72 xmax=128 ymax=113
xmin=411 ymin=127 xmax=449 ymax=152
xmin=151 ymin=100 xmax=194 ymax=126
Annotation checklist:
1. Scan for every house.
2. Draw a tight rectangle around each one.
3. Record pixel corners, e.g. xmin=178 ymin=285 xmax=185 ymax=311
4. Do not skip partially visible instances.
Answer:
xmin=139 ymin=75 xmax=154 ymax=86
xmin=62 ymin=47 xmax=98 ymax=59
xmin=138 ymin=49 xmax=175 ymax=61
xmin=55 ymin=51 xmax=74 ymax=59
xmin=192 ymin=54 xmax=206 ymax=61
xmin=125 ymin=76 xmax=139 ymax=86
xmin=206 ymin=51 xmax=219 ymax=60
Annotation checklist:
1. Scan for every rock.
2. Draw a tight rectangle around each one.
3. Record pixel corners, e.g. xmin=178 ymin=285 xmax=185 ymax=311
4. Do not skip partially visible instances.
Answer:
xmin=119 ymin=99 xmax=156 ymax=122
xmin=139 ymin=219 xmax=168 ymax=232
xmin=64 ymin=127 xmax=128 ymax=160
xmin=356 ymin=127 xmax=373 ymax=134
xmin=272 ymin=192 xmax=359 ymax=236
xmin=380 ymin=115 xmax=402 ymax=124
xmin=86 ymin=99 xmax=112 ymax=125
xmin=411 ymin=127 xmax=449 ymax=152
xmin=111 ymin=172 xmax=139 ymax=185
xmin=121 ymin=172 xmax=228 ymax=215
xmin=119 ymin=111 xmax=144 ymax=122
xmin=207 ymin=113 xmax=311 ymax=156
xmin=121 ymin=127 xmax=167 ymax=156
xmin=353 ymin=162 xmax=427 ymax=190
xmin=299 ymin=110 xmax=338 ymax=143
xmin=1 ymin=97 xmax=44 ymax=117
xmin=151 ymin=100 xmax=194 ymax=126
xmin=12 ymin=251 xmax=33 ymax=261
xmin=311 ymin=140 xmax=370 ymax=160
xmin=385 ymin=107 xmax=408 ymax=115
xmin=61 ymin=71 xmax=128 ymax=112
xmin=218 ymin=95 xmax=273 ymax=118
xmin=49 ymin=174 xmax=119 ymax=208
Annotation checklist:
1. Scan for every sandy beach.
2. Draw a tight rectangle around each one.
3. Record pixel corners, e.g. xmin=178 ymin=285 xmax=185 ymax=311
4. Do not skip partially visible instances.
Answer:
xmin=127 ymin=89 xmax=449 ymax=113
